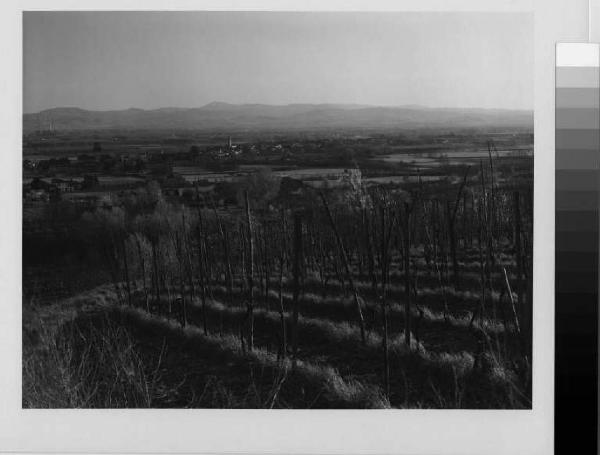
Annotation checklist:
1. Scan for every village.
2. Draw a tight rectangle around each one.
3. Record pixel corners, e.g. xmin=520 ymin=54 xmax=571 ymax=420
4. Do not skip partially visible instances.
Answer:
xmin=22 ymin=127 xmax=532 ymax=215
xmin=22 ymin=133 xmax=369 ymax=214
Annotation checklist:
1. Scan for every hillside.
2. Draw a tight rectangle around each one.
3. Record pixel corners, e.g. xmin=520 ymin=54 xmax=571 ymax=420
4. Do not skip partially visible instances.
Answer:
xmin=23 ymin=103 xmax=533 ymax=132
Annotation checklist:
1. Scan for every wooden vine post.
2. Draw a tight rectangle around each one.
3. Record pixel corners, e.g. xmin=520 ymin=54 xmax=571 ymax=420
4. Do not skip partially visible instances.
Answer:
xmin=244 ymin=190 xmax=255 ymax=351
xmin=319 ymin=192 xmax=367 ymax=345
xmin=292 ymin=212 xmax=303 ymax=365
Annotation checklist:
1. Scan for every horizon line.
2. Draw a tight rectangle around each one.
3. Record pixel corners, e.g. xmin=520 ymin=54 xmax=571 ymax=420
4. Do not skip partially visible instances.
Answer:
xmin=23 ymin=102 xmax=535 ymax=116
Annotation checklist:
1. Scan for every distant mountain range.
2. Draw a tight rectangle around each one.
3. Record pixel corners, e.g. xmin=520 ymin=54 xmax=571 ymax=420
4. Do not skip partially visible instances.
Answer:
xmin=23 ymin=102 xmax=533 ymax=132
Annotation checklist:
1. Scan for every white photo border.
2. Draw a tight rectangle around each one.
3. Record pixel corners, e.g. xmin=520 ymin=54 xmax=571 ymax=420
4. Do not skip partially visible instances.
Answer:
xmin=0 ymin=0 xmax=588 ymax=453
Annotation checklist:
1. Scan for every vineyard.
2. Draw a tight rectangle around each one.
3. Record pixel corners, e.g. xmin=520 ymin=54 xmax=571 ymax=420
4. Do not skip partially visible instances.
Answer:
xmin=23 ymin=152 xmax=533 ymax=409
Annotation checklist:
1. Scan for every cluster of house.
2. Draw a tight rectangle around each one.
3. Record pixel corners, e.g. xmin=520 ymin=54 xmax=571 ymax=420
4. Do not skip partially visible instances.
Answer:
xmin=197 ymin=137 xmax=305 ymax=162
xmin=200 ymin=137 xmax=246 ymax=161
xmin=23 ymin=156 xmax=74 ymax=171
xmin=23 ymin=176 xmax=99 ymax=202
xmin=118 ymin=150 xmax=153 ymax=165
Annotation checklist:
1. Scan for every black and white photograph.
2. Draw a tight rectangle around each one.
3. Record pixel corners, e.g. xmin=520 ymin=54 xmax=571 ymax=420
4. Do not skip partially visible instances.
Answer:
xmin=22 ymin=11 xmax=534 ymax=409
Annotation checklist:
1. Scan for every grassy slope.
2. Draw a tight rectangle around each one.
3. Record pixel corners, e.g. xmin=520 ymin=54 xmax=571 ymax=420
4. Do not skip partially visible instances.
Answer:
xmin=23 ymin=274 xmax=530 ymax=408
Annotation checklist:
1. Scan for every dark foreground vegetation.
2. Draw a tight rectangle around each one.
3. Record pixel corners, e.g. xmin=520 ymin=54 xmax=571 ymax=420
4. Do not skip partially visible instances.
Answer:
xmin=23 ymin=128 xmax=533 ymax=409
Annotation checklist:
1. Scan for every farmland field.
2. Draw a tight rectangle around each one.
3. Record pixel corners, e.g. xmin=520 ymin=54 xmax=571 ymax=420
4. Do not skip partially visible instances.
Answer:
xmin=22 ymin=129 xmax=533 ymax=409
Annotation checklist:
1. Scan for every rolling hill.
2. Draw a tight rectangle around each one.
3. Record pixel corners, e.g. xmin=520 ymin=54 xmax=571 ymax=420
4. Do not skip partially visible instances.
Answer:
xmin=23 ymin=103 xmax=533 ymax=132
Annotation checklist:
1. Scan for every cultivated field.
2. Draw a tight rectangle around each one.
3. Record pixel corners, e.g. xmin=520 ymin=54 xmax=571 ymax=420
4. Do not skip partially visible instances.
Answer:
xmin=23 ymin=138 xmax=533 ymax=408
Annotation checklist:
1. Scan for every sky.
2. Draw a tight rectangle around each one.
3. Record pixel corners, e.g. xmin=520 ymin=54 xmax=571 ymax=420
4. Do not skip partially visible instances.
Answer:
xmin=23 ymin=11 xmax=533 ymax=113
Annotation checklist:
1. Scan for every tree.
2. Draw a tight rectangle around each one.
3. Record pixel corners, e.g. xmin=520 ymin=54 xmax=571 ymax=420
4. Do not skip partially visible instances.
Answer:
xmin=237 ymin=168 xmax=281 ymax=210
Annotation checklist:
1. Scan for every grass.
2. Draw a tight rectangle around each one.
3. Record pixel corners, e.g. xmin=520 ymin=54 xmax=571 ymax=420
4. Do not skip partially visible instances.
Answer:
xmin=23 ymin=288 xmax=389 ymax=408
xmin=22 ymin=234 xmax=531 ymax=412
xmin=23 ymin=317 xmax=168 ymax=408
xmin=22 ymin=281 xmax=529 ymax=408
xmin=23 ymin=297 xmax=167 ymax=408
xmin=203 ymin=283 xmax=511 ymax=354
